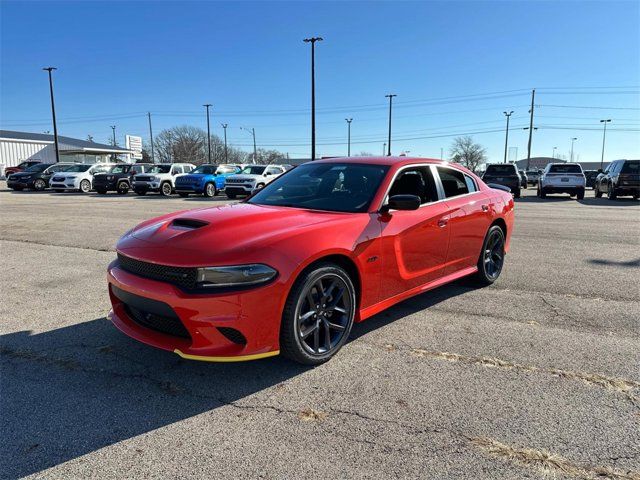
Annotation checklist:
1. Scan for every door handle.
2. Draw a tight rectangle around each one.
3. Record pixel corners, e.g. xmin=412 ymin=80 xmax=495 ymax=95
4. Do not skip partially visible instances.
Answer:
xmin=437 ymin=219 xmax=448 ymax=228
xmin=481 ymin=204 xmax=489 ymax=212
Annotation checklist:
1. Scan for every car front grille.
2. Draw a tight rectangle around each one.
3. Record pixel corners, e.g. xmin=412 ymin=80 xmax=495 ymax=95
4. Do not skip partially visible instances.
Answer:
xmin=52 ymin=176 xmax=65 ymax=182
xmin=117 ymin=253 xmax=198 ymax=290
xmin=135 ymin=176 xmax=153 ymax=182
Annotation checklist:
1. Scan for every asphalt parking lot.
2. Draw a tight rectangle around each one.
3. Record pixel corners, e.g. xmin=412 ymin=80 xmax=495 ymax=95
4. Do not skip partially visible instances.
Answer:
xmin=1 ymin=184 xmax=639 ymax=480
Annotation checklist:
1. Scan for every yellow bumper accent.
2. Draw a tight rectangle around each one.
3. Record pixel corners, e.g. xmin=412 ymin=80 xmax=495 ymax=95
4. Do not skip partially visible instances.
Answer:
xmin=173 ymin=349 xmax=280 ymax=363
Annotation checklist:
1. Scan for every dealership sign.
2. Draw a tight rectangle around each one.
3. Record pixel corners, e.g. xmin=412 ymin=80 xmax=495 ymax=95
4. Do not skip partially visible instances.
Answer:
xmin=125 ymin=135 xmax=143 ymax=160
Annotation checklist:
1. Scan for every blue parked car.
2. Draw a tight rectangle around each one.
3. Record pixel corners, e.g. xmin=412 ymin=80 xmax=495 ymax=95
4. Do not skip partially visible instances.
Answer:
xmin=174 ymin=164 xmax=241 ymax=197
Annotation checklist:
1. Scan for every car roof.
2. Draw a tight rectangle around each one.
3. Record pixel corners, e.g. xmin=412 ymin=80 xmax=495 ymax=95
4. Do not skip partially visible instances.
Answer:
xmin=311 ymin=156 xmax=449 ymax=167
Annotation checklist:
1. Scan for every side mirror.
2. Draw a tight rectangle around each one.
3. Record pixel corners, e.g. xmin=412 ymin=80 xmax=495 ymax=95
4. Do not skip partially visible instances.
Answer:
xmin=382 ymin=194 xmax=421 ymax=212
xmin=597 ymin=169 xmax=603 ymax=174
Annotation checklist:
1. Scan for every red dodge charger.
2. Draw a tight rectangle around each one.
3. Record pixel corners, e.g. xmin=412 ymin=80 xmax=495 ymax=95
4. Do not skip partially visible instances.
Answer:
xmin=108 ymin=157 xmax=514 ymax=365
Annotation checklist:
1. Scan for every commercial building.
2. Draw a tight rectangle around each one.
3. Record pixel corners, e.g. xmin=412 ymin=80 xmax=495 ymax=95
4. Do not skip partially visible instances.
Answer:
xmin=0 ymin=130 xmax=134 ymax=176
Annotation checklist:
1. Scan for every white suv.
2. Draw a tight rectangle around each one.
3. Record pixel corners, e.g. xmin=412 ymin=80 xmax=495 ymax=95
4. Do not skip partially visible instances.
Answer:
xmin=224 ymin=164 xmax=291 ymax=199
xmin=50 ymin=163 xmax=117 ymax=193
xmin=132 ymin=163 xmax=195 ymax=196
xmin=538 ymin=163 xmax=586 ymax=199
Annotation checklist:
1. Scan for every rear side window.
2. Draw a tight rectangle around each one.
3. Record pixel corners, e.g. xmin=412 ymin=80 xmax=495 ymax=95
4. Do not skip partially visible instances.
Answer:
xmin=549 ymin=164 xmax=582 ymax=173
xmin=464 ymin=175 xmax=477 ymax=193
xmin=437 ymin=167 xmax=470 ymax=198
xmin=620 ymin=161 xmax=639 ymax=174
xmin=485 ymin=164 xmax=517 ymax=175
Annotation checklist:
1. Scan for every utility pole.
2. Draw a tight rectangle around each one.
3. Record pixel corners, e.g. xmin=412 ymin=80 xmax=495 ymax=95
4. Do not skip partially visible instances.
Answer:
xmin=570 ymin=137 xmax=577 ymax=162
xmin=503 ymin=110 xmax=513 ymax=163
xmin=147 ymin=112 xmax=155 ymax=163
xmin=304 ymin=36 xmax=323 ymax=160
xmin=345 ymin=118 xmax=352 ymax=156
xmin=599 ymin=119 xmax=611 ymax=170
xmin=552 ymin=146 xmax=557 ymax=159
xmin=385 ymin=94 xmax=396 ymax=156
xmin=241 ymin=127 xmax=257 ymax=163
xmin=221 ymin=123 xmax=228 ymax=162
xmin=42 ymin=67 xmax=60 ymax=163
xmin=525 ymin=89 xmax=535 ymax=170
xmin=203 ymin=104 xmax=212 ymax=164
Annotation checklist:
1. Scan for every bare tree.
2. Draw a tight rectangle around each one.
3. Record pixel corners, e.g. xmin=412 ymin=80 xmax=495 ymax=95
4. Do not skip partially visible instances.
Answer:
xmin=449 ymin=136 xmax=487 ymax=173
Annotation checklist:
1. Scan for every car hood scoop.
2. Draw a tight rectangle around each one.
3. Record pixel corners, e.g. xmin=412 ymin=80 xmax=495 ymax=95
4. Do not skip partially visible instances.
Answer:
xmin=170 ymin=218 xmax=209 ymax=230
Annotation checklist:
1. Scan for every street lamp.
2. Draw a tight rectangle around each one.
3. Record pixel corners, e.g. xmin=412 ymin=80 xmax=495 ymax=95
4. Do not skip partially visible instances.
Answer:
xmin=345 ymin=118 xmax=352 ymax=157
xmin=382 ymin=142 xmax=387 ymax=156
xmin=110 ymin=125 xmax=116 ymax=161
xmin=304 ymin=36 xmax=323 ymax=160
xmin=552 ymin=146 xmax=557 ymax=159
xmin=43 ymin=67 xmax=60 ymax=163
xmin=221 ymin=123 xmax=228 ymax=162
xmin=203 ymin=104 xmax=212 ymax=164
xmin=570 ymin=137 xmax=577 ymax=163
xmin=385 ymin=94 xmax=397 ymax=156
xmin=599 ymin=119 xmax=612 ymax=170
xmin=503 ymin=111 xmax=514 ymax=163
xmin=241 ymin=127 xmax=257 ymax=163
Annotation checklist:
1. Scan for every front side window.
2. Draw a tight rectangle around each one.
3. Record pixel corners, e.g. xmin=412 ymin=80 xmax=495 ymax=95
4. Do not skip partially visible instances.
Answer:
xmin=147 ymin=165 xmax=171 ymax=174
xmin=388 ymin=167 xmax=439 ymax=204
xmin=216 ymin=165 xmax=239 ymax=174
xmin=91 ymin=165 xmax=112 ymax=174
xmin=110 ymin=165 xmax=130 ymax=174
xmin=437 ymin=167 xmax=470 ymax=198
xmin=191 ymin=165 xmax=217 ymax=174
xmin=64 ymin=164 xmax=92 ymax=173
xmin=249 ymin=162 xmax=389 ymax=213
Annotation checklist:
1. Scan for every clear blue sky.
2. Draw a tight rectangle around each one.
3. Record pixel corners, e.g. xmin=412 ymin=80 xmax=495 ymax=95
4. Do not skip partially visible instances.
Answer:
xmin=1 ymin=0 xmax=639 ymax=162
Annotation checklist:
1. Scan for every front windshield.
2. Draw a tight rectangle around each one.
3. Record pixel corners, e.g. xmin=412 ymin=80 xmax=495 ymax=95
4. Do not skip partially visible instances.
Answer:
xmin=110 ymin=165 xmax=130 ymax=174
xmin=25 ymin=163 xmax=50 ymax=173
xmin=146 ymin=165 xmax=171 ymax=174
xmin=216 ymin=165 xmax=239 ymax=174
xmin=191 ymin=165 xmax=217 ymax=174
xmin=64 ymin=164 xmax=92 ymax=173
xmin=241 ymin=165 xmax=266 ymax=175
xmin=248 ymin=163 xmax=390 ymax=213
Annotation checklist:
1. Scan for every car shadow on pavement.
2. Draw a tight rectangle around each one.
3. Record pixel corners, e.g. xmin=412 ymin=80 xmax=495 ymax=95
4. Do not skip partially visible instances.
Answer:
xmin=1 ymin=280 xmax=478 ymax=479
xmin=515 ymin=195 xmax=639 ymax=206
xmin=588 ymin=257 xmax=640 ymax=268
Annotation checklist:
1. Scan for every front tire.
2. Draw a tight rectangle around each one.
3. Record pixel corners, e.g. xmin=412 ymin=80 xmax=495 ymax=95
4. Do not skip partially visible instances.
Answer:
xmin=538 ymin=186 xmax=546 ymax=198
xmin=576 ymin=189 xmax=584 ymax=200
xmin=607 ymin=184 xmax=617 ymax=200
xmin=204 ymin=182 xmax=216 ymax=198
xmin=160 ymin=182 xmax=173 ymax=196
xmin=117 ymin=181 xmax=129 ymax=194
xmin=595 ymin=184 xmax=602 ymax=198
xmin=474 ymin=225 xmax=505 ymax=286
xmin=34 ymin=179 xmax=46 ymax=191
xmin=280 ymin=263 xmax=356 ymax=365
xmin=79 ymin=179 xmax=91 ymax=193
xmin=514 ymin=187 xmax=521 ymax=199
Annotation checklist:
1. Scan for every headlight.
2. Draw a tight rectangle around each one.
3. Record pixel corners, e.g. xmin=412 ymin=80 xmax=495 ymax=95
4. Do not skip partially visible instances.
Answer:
xmin=107 ymin=175 xmax=114 ymax=181
xmin=196 ymin=264 xmax=277 ymax=288
xmin=152 ymin=176 xmax=159 ymax=181
xmin=22 ymin=176 xmax=32 ymax=180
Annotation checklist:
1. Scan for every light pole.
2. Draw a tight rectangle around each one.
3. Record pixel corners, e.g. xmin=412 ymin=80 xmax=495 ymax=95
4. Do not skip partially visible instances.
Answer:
xmin=552 ymin=146 xmax=557 ymax=159
xmin=599 ymin=119 xmax=611 ymax=170
xmin=43 ymin=67 xmax=60 ymax=163
xmin=570 ymin=137 xmax=577 ymax=162
xmin=345 ymin=118 xmax=352 ymax=157
xmin=147 ymin=112 xmax=155 ymax=163
xmin=304 ymin=36 xmax=322 ymax=160
xmin=503 ymin=110 xmax=513 ymax=163
xmin=382 ymin=143 xmax=387 ymax=156
xmin=110 ymin=125 xmax=116 ymax=161
xmin=385 ymin=94 xmax=397 ymax=156
xmin=440 ymin=148 xmax=444 ymax=161
xmin=221 ymin=123 xmax=228 ymax=162
xmin=203 ymin=104 xmax=212 ymax=164
xmin=241 ymin=127 xmax=257 ymax=163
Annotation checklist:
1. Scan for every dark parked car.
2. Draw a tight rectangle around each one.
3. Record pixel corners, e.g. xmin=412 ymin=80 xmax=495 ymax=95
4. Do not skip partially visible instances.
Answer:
xmin=518 ymin=170 xmax=528 ymax=189
xmin=584 ymin=170 xmax=599 ymax=189
xmin=525 ymin=169 xmax=542 ymax=185
xmin=594 ymin=159 xmax=640 ymax=200
xmin=482 ymin=163 xmax=521 ymax=198
xmin=93 ymin=163 xmax=153 ymax=194
xmin=4 ymin=160 xmax=42 ymax=178
xmin=7 ymin=162 xmax=75 ymax=191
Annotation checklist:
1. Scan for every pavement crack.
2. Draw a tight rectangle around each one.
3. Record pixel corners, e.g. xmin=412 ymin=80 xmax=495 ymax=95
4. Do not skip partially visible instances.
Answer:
xmin=471 ymin=436 xmax=640 ymax=480
xmin=0 ymin=237 xmax=114 ymax=253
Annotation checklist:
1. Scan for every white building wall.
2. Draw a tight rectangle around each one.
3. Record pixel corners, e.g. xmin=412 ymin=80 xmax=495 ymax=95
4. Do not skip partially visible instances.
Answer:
xmin=0 ymin=139 xmax=56 ymax=168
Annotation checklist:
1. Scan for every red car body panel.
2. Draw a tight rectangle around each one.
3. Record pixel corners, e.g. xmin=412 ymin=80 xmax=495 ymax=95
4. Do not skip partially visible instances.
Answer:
xmin=107 ymin=157 xmax=514 ymax=361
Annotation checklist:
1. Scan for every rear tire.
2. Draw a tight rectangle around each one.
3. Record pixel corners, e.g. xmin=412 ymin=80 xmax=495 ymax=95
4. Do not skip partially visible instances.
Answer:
xmin=280 ymin=263 xmax=356 ymax=365
xmin=473 ymin=225 xmax=506 ymax=286
xmin=594 ymin=184 xmax=602 ymax=198
xmin=538 ymin=186 xmax=546 ymax=199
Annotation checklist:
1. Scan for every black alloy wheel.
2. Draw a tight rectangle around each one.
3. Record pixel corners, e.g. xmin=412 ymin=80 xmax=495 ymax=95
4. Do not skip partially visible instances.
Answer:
xmin=474 ymin=225 xmax=505 ymax=285
xmin=280 ymin=263 xmax=356 ymax=365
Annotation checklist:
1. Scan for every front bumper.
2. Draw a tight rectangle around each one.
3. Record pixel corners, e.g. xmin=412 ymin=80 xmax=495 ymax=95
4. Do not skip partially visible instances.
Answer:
xmin=133 ymin=181 xmax=160 ymax=192
xmin=175 ymin=183 xmax=204 ymax=194
xmin=225 ymin=185 xmax=254 ymax=195
xmin=7 ymin=179 xmax=34 ymax=189
xmin=93 ymin=179 xmax=119 ymax=190
xmin=107 ymin=260 xmax=283 ymax=361
xmin=50 ymin=179 xmax=80 ymax=190
xmin=541 ymin=185 xmax=584 ymax=194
